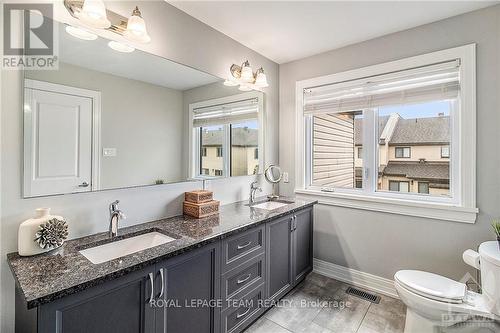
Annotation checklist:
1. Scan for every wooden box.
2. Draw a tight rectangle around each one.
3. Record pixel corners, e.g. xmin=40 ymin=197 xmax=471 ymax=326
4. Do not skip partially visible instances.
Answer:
xmin=183 ymin=200 xmax=220 ymax=218
xmin=185 ymin=190 xmax=213 ymax=204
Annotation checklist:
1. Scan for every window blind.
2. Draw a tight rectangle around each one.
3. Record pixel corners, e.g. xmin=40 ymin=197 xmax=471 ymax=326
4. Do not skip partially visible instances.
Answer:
xmin=193 ymin=98 xmax=259 ymax=127
xmin=303 ymin=60 xmax=460 ymax=114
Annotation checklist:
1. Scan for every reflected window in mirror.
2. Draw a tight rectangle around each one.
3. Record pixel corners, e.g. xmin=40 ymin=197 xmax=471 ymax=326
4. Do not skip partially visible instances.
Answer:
xmin=190 ymin=92 xmax=264 ymax=179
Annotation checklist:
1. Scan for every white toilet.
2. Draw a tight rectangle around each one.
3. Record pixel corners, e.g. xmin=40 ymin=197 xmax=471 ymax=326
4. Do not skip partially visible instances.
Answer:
xmin=395 ymin=241 xmax=500 ymax=333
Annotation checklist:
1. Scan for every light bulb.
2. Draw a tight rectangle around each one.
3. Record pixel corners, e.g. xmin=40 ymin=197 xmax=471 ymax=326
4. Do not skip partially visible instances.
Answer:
xmin=79 ymin=0 xmax=111 ymax=29
xmin=254 ymin=68 xmax=269 ymax=88
xmin=240 ymin=61 xmax=254 ymax=83
xmin=124 ymin=6 xmax=151 ymax=43
xmin=108 ymin=41 xmax=135 ymax=53
xmin=65 ymin=25 xmax=98 ymax=41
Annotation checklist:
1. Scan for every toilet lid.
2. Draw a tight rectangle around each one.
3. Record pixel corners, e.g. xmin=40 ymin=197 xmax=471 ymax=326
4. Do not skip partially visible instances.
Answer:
xmin=395 ymin=270 xmax=466 ymax=303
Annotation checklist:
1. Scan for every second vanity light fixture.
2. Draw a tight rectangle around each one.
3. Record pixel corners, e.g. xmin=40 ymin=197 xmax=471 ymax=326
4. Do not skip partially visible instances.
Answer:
xmin=63 ymin=0 xmax=151 ymax=53
xmin=224 ymin=60 xmax=269 ymax=91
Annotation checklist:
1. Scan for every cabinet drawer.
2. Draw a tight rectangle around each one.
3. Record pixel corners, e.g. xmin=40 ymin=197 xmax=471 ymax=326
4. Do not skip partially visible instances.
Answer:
xmin=222 ymin=226 xmax=264 ymax=272
xmin=222 ymin=253 xmax=265 ymax=303
xmin=222 ymin=284 xmax=265 ymax=333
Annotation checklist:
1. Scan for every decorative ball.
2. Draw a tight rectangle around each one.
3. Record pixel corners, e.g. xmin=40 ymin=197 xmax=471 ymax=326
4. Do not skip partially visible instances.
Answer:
xmin=34 ymin=218 xmax=69 ymax=250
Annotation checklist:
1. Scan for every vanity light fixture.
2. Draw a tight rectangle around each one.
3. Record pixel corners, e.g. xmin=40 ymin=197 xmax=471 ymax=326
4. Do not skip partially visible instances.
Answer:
xmin=123 ymin=6 xmax=151 ymax=43
xmin=65 ymin=25 xmax=98 ymax=41
xmin=79 ymin=0 xmax=111 ymax=29
xmin=64 ymin=0 xmax=151 ymax=44
xmin=226 ymin=60 xmax=269 ymax=91
xmin=108 ymin=41 xmax=135 ymax=53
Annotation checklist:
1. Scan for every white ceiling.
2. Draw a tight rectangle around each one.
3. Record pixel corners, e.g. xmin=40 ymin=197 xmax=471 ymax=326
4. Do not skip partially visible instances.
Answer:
xmin=169 ymin=1 xmax=497 ymax=64
xmin=58 ymin=22 xmax=220 ymax=90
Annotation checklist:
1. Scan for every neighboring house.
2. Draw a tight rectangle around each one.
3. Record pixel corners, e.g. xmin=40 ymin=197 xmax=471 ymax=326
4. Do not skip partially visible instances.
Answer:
xmin=201 ymin=127 xmax=259 ymax=177
xmin=354 ymin=113 xmax=450 ymax=195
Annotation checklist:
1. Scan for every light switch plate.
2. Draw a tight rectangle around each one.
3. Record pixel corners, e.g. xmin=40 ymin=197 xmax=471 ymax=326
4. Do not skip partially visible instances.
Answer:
xmin=103 ymin=148 xmax=117 ymax=157
xmin=283 ymin=172 xmax=289 ymax=183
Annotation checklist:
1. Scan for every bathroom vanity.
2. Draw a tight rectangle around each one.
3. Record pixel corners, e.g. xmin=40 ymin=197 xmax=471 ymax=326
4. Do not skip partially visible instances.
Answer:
xmin=8 ymin=198 xmax=316 ymax=333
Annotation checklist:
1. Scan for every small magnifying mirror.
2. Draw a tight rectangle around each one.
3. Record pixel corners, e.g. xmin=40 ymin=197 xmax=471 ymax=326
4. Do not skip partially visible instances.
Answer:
xmin=264 ymin=165 xmax=282 ymax=199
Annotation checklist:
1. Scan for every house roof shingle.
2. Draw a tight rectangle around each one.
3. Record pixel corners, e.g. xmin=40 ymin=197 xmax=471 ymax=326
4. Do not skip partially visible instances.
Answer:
xmin=354 ymin=115 xmax=389 ymax=145
xmin=382 ymin=161 xmax=449 ymax=180
xmin=202 ymin=127 xmax=258 ymax=147
xmin=389 ymin=116 xmax=449 ymax=145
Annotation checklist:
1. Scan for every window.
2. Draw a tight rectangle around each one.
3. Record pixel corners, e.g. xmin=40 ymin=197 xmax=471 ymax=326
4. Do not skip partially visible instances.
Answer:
xmin=395 ymin=147 xmax=411 ymax=158
xmin=190 ymin=93 xmax=263 ymax=178
xmin=297 ymin=45 xmax=478 ymax=223
xmin=389 ymin=181 xmax=409 ymax=192
xmin=418 ymin=182 xmax=430 ymax=194
xmin=441 ymin=146 xmax=450 ymax=158
xmin=357 ymin=147 xmax=363 ymax=159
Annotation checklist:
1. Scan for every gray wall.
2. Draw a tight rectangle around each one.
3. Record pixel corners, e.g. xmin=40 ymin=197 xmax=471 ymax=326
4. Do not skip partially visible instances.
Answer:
xmin=27 ymin=62 xmax=185 ymax=189
xmin=279 ymin=6 xmax=500 ymax=281
xmin=0 ymin=1 xmax=278 ymax=331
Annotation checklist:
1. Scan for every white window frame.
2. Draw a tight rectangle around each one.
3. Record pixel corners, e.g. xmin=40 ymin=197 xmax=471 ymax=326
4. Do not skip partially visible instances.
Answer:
xmin=188 ymin=91 xmax=265 ymax=180
xmin=295 ymin=44 xmax=477 ymax=223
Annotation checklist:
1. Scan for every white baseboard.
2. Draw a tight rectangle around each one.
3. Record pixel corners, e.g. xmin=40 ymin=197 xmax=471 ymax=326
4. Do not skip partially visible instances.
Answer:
xmin=313 ymin=258 xmax=399 ymax=299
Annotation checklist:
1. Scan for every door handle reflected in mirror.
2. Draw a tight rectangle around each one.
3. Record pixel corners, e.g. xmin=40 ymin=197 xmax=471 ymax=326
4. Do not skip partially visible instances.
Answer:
xmin=78 ymin=182 xmax=89 ymax=187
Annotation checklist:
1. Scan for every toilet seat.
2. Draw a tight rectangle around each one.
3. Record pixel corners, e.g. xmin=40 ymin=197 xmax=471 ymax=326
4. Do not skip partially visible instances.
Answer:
xmin=395 ymin=270 xmax=467 ymax=304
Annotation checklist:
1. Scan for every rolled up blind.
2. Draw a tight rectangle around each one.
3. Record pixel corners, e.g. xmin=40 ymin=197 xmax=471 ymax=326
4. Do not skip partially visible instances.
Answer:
xmin=193 ymin=98 xmax=259 ymax=127
xmin=304 ymin=60 xmax=460 ymax=114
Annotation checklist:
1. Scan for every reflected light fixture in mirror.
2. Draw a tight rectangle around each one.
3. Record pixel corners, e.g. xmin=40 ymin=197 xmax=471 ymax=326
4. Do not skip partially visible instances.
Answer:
xmin=123 ymin=6 xmax=151 ymax=43
xmin=65 ymin=25 xmax=98 ymax=40
xmin=108 ymin=41 xmax=135 ymax=53
xmin=79 ymin=0 xmax=111 ymax=29
xmin=226 ymin=60 xmax=269 ymax=91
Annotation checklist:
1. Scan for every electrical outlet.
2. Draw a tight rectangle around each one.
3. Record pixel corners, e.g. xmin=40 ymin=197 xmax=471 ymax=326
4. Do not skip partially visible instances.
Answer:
xmin=283 ymin=172 xmax=289 ymax=183
xmin=103 ymin=148 xmax=117 ymax=157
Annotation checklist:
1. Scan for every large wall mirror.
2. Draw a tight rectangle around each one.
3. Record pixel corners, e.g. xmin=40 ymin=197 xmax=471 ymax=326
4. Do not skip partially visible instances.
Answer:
xmin=23 ymin=20 xmax=265 ymax=198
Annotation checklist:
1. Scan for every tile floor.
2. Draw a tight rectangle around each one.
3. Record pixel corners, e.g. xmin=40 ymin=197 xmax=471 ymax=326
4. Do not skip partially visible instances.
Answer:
xmin=245 ymin=273 xmax=406 ymax=333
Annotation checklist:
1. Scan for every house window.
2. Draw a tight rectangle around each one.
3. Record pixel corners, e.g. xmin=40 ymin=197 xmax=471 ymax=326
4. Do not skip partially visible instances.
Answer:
xmin=389 ymin=181 xmax=409 ymax=192
xmin=441 ymin=146 xmax=450 ymax=158
xmin=191 ymin=93 xmax=263 ymax=178
xmin=395 ymin=147 xmax=411 ymax=158
xmin=418 ymin=182 xmax=430 ymax=194
xmin=297 ymin=45 xmax=478 ymax=223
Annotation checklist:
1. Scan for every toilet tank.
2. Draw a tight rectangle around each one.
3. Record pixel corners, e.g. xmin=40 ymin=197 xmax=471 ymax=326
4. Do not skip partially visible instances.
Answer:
xmin=479 ymin=241 xmax=500 ymax=317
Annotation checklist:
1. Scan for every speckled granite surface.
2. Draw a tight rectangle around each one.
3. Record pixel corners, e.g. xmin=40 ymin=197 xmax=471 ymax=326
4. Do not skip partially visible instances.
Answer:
xmin=7 ymin=198 xmax=316 ymax=309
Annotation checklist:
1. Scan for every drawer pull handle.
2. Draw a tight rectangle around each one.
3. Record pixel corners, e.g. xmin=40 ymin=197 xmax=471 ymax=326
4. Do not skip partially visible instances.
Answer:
xmin=237 ymin=274 xmax=252 ymax=284
xmin=237 ymin=241 xmax=252 ymax=250
xmin=236 ymin=307 xmax=251 ymax=319
xmin=147 ymin=272 xmax=154 ymax=305
xmin=158 ymin=268 xmax=165 ymax=299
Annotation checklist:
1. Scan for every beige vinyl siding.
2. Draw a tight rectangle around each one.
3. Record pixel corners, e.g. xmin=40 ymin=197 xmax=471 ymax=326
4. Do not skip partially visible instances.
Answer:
xmin=312 ymin=114 xmax=355 ymax=187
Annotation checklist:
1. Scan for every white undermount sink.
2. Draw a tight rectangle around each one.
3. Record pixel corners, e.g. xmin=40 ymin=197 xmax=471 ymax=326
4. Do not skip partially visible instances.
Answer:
xmin=251 ymin=201 xmax=290 ymax=210
xmin=79 ymin=231 xmax=175 ymax=264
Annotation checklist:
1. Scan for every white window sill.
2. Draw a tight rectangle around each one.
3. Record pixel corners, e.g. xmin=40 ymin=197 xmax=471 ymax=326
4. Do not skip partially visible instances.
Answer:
xmin=295 ymin=189 xmax=478 ymax=224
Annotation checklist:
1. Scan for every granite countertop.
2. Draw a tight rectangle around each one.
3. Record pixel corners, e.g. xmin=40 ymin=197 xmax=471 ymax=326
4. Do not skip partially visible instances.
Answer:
xmin=7 ymin=197 xmax=316 ymax=309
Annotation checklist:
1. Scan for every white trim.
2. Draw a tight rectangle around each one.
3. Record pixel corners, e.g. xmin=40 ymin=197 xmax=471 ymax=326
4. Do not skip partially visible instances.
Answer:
xmin=295 ymin=44 xmax=477 ymax=223
xmin=313 ymin=258 xmax=399 ymax=299
xmin=23 ymin=79 xmax=102 ymax=194
xmin=188 ymin=91 xmax=265 ymax=179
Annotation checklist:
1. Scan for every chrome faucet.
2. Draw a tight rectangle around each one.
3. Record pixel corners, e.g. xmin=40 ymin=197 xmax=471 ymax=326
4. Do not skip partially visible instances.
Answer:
xmin=109 ymin=200 xmax=126 ymax=238
xmin=249 ymin=181 xmax=262 ymax=204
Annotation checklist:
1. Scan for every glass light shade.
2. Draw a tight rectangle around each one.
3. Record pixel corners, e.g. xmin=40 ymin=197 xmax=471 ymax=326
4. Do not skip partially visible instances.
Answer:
xmin=223 ymin=79 xmax=239 ymax=87
xmin=124 ymin=8 xmax=151 ymax=43
xmin=108 ymin=41 xmax=135 ymax=53
xmin=65 ymin=25 xmax=98 ymax=41
xmin=238 ymin=84 xmax=253 ymax=91
xmin=254 ymin=72 xmax=269 ymax=88
xmin=240 ymin=63 xmax=254 ymax=83
xmin=79 ymin=0 xmax=111 ymax=29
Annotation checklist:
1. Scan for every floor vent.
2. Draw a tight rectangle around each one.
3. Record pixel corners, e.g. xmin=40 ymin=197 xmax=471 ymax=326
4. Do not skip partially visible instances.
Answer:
xmin=346 ymin=287 xmax=381 ymax=304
